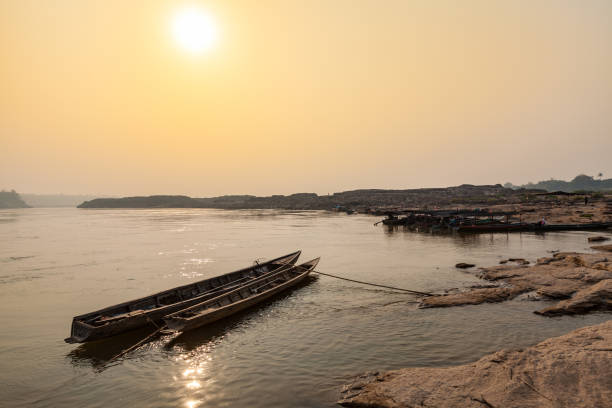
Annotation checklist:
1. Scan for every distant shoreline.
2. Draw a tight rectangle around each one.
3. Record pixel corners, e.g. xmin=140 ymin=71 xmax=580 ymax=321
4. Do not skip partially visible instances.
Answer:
xmin=77 ymin=184 xmax=542 ymax=210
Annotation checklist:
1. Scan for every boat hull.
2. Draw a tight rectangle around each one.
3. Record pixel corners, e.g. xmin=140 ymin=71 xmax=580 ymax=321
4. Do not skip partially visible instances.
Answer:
xmin=65 ymin=251 xmax=301 ymax=343
xmin=164 ymin=259 xmax=319 ymax=333
xmin=456 ymin=222 xmax=612 ymax=233
xmin=382 ymin=218 xmax=411 ymax=226
xmin=456 ymin=223 xmax=529 ymax=233
xmin=530 ymin=222 xmax=612 ymax=232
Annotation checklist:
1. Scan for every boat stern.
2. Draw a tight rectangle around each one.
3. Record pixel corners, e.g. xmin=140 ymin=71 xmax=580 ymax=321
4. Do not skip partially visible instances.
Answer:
xmin=163 ymin=316 xmax=188 ymax=332
xmin=64 ymin=319 xmax=94 ymax=344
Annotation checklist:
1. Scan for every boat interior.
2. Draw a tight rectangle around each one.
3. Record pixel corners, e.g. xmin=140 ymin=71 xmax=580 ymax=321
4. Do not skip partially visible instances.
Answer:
xmin=174 ymin=260 xmax=319 ymax=320
xmin=79 ymin=257 xmax=297 ymax=327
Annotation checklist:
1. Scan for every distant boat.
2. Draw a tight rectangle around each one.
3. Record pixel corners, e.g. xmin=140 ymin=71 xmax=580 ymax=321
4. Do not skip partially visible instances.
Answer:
xmin=64 ymin=251 xmax=301 ymax=343
xmin=455 ymin=223 xmax=529 ymax=233
xmin=163 ymin=258 xmax=320 ymax=333
xmin=456 ymin=222 xmax=612 ymax=233
xmin=382 ymin=217 xmax=409 ymax=226
xmin=529 ymin=222 xmax=612 ymax=232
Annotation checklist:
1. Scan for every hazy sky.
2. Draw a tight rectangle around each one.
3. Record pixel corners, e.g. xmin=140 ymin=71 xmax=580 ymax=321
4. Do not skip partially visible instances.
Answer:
xmin=1 ymin=0 xmax=611 ymax=196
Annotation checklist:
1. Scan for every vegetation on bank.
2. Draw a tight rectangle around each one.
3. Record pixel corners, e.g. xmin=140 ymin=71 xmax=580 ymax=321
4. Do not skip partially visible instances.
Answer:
xmin=505 ymin=174 xmax=612 ymax=192
xmin=0 ymin=190 xmax=29 ymax=209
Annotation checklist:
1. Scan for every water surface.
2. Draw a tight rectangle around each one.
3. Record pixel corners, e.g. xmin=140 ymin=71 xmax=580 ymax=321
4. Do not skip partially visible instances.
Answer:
xmin=0 ymin=208 xmax=610 ymax=407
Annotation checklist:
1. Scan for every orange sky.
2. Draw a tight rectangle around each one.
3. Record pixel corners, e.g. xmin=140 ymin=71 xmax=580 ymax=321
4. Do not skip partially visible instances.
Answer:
xmin=1 ymin=0 xmax=611 ymax=196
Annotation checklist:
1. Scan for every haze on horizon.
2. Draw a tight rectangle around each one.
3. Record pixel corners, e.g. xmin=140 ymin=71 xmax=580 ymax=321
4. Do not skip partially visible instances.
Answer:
xmin=1 ymin=0 xmax=611 ymax=197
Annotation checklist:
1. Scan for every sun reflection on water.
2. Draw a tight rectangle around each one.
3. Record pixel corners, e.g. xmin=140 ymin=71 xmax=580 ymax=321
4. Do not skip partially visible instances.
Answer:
xmin=177 ymin=354 xmax=213 ymax=408
xmin=185 ymin=400 xmax=200 ymax=408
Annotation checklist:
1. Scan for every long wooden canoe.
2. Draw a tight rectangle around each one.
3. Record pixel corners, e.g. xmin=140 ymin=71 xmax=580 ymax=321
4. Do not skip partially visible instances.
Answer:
xmin=64 ymin=251 xmax=301 ymax=343
xmin=456 ymin=222 xmax=612 ymax=233
xmin=529 ymin=222 xmax=612 ymax=232
xmin=455 ymin=223 xmax=530 ymax=233
xmin=163 ymin=257 xmax=320 ymax=333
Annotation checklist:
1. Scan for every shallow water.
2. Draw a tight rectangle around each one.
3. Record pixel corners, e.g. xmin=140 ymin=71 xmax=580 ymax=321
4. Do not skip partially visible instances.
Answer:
xmin=0 ymin=208 xmax=610 ymax=407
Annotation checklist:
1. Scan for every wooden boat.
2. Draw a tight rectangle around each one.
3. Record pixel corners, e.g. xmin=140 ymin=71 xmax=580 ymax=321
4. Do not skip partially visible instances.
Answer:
xmin=382 ymin=218 xmax=404 ymax=226
xmin=64 ymin=251 xmax=301 ymax=343
xmin=456 ymin=221 xmax=612 ymax=233
xmin=382 ymin=217 xmax=414 ymax=226
xmin=455 ymin=223 xmax=529 ymax=233
xmin=529 ymin=222 xmax=612 ymax=232
xmin=163 ymin=258 xmax=320 ymax=333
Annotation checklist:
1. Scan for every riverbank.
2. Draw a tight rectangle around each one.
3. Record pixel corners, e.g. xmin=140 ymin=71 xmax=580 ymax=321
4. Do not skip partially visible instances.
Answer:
xmin=480 ymin=198 xmax=612 ymax=224
xmin=420 ymin=251 xmax=612 ymax=316
xmin=339 ymin=248 xmax=612 ymax=407
xmin=76 ymin=184 xmax=540 ymax=210
xmin=375 ymin=198 xmax=612 ymax=231
xmin=77 ymin=189 xmax=612 ymax=217
xmin=339 ymin=320 xmax=611 ymax=408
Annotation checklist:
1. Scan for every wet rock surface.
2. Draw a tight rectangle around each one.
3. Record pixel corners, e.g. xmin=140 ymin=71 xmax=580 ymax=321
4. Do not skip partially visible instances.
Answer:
xmin=455 ymin=263 xmax=476 ymax=269
xmin=592 ymin=244 xmax=612 ymax=252
xmin=338 ymin=321 xmax=612 ymax=408
xmin=421 ymin=253 xmax=612 ymax=316
xmin=535 ymin=279 xmax=612 ymax=316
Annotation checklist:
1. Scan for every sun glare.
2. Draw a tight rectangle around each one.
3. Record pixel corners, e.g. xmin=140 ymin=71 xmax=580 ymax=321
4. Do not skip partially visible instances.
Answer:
xmin=172 ymin=7 xmax=217 ymax=54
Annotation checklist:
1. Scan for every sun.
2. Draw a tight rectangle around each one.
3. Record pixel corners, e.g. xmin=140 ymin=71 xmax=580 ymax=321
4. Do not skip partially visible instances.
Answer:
xmin=171 ymin=7 xmax=217 ymax=54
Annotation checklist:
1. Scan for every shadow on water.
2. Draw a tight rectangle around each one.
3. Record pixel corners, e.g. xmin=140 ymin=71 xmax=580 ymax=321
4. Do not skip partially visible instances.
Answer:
xmin=67 ymin=276 xmax=319 ymax=368
xmin=380 ymin=225 xmax=572 ymax=249
xmin=66 ymin=325 xmax=161 ymax=369
xmin=382 ymin=224 xmax=495 ymax=246
xmin=450 ymin=232 xmax=504 ymax=247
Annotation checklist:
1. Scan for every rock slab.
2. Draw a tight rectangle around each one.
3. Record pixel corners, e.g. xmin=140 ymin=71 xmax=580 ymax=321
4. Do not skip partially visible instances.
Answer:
xmin=421 ymin=252 xmax=612 ymax=316
xmin=339 ymin=320 xmax=612 ymax=408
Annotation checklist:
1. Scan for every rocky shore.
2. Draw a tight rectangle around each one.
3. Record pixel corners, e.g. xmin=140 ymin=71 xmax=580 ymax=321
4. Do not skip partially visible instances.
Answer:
xmin=483 ymin=199 xmax=612 ymax=224
xmin=338 ymin=248 xmax=612 ymax=407
xmin=338 ymin=320 xmax=611 ymax=408
xmin=420 ymin=251 xmax=612 ymax=316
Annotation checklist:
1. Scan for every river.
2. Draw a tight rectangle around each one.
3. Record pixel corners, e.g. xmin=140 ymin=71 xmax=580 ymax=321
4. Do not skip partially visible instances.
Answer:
xmin=0 ymin=208 xmax=610 ymax=407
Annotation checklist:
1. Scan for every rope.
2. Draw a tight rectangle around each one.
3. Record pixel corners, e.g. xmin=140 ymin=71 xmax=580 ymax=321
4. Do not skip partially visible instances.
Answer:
xmin=286 ymin=262 xmax=435 ymax=297
xmin=106 ymin=314 xmax=171 ymax=363
xmin=312 ymin=270 xmax=435 ymax=297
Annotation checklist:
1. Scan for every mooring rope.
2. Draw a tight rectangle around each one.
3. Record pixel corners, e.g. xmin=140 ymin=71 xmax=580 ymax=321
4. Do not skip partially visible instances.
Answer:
xmin=285 ymin=262 xmax=435 ymax=297
xmin=312 ymin=270 xmax=434 ymax=296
